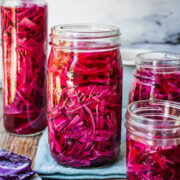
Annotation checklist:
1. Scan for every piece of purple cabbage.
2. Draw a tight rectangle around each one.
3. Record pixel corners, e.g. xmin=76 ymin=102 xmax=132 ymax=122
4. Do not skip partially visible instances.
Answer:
xmin=0 ymin=149 xmax=35 ymax=180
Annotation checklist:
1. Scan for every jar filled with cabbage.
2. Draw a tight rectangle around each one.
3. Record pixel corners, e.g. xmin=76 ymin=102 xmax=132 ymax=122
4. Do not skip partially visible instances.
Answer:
xmin=1 ymin=0 xmax=48 ymax=135
xmin=125 ymin=100 xmax=180 ymax=180
xmin=47 ymin=24 xmax=123 ymax=168
xmin=129 ymin=52 xmax=180 ymax=103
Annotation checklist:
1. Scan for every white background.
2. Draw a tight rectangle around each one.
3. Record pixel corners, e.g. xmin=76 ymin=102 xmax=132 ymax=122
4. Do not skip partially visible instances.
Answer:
xmin=47 ymin=0 xmax=180 ymax=45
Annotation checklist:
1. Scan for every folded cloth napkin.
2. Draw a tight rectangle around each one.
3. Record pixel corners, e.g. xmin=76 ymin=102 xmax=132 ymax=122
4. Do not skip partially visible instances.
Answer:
xmin=34 ymin=109 xmax=127 ymax=179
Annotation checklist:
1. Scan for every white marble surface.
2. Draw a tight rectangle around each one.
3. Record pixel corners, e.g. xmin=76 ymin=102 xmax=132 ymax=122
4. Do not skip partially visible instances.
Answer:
xmin=126 ymin=43 xmax=180 ymax=53
xmin=47 ymin=0 xmax=180 ymax=45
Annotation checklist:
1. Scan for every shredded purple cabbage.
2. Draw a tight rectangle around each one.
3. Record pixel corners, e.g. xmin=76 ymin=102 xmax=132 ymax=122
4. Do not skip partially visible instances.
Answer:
xmin=127 ymin=136 xmax=180 ymax=180
xmin=1 ymin=4 xmax=47 ymax=135
xmin=129 ymin=68 xmax=180 ymax=103
xmin=48 ymin=49 xmax=123 ymax=167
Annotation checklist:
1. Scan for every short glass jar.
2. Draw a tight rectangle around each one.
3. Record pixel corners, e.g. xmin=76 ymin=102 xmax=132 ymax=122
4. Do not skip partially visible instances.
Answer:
xmin=129 ymin=52 xmax=180 ymax=103
xmin=1 ymin=0 xmax=48 ymax=135
xmin=125 ymin=100 xmax=180 ymax=180
xmin=47 ymin=24 xmax=123 ymax=168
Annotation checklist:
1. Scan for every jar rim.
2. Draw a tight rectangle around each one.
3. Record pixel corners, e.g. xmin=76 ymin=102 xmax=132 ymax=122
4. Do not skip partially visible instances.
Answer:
xmin=126 ymin=100 xmax=180 ymax=124
xmin=50 ymin=24 xmax=120 ymax=40
xmin=125 ymin=100 xmax=180 ymax=139
xmin=136 ymin=51 xmax=180 ymax=69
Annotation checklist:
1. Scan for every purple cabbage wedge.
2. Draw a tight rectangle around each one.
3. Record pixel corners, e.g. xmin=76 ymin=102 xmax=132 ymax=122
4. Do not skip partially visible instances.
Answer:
xmin=48 ymin=49 xmax=123 ymax=168
xmin=0 ymin=148 xmax=35 ymax=180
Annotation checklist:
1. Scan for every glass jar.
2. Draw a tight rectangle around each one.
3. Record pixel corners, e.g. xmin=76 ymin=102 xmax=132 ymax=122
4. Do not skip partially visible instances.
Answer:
xmin=1 ymin=0 xmax=48 ymax=135
xmin=47 ymin=24 xmax=123 ymax=168
xmin=129 ymin=52 xmax=180 ymax=103
xmin=125 ymin=100 xmax=180 ymax=180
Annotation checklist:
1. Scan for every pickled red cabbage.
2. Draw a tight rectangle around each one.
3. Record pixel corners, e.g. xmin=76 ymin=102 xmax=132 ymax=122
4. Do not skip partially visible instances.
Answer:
xmin=129 ymin=69 xmax=180 ymax=103
xmin=48 ymin=49 xmax=123 ymax=168
xmin=127 ymin=136 xmax=180 ymax=180
xmin=1 ymin=4 xmax=47 ymax=135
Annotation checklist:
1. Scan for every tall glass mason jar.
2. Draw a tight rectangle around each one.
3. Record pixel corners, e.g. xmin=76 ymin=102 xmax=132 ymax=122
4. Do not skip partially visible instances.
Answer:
xmin=129 ymin=52 xmax=180 ymax=103
xmin=48 ymin=24 xmax=123 ymax=168
xmin=125 ymin=100 xmax=180 ymax=180
xmin=1 ymin=0 xmax=48 ymax=135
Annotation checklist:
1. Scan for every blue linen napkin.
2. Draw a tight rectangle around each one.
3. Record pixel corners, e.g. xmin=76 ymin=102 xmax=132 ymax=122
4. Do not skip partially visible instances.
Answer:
xmin=34 ymin=109 xmax=127 ymax=179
